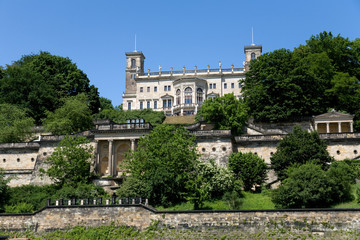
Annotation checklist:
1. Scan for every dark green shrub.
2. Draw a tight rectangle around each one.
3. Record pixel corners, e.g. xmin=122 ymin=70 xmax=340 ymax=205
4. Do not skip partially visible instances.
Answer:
xmin=229 ymin=152 xmax=267 ymax=191
xmin=51 ymin=183 xmax=108 ymax=200
xmin=4 ymin=202 xmax=34 ymax=213
xmin=116 ymin=176 xmax=147 ymax=198
xmin=222 ymin=191 xmax=243 ymax=210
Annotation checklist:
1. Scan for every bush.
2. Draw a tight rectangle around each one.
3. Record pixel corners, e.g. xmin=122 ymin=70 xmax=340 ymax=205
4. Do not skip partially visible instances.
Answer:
xmin=0 ymin=170 xmax=9 ymax=212
xmin=51 ymin=183 xmax=108 ymax=200
xmin=229 ymin=152 xmax=267 ymax=191
xmin=222 ymin=191 xmax=243 ymax=210
xmin=272 ymin=162 xmax=353 ymax=208
xmin=6 ymin=185 xmax=57 ymax=212
xmin=271 ymin=126 xmax=333 ymax=180
xmin=4 ymin=202 xmax=34 ymax=213
xmin=117 ymin=176 xmax=148 ymax=198
xmin=196 ymin=160 xmax=234 ymax=198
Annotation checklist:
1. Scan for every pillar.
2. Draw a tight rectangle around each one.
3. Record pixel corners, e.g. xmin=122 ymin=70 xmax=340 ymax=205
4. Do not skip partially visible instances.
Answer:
xmin=108 ymin=140 xmax=113 ymax=176
xmin=315 ymin=123 xmax=318 ymax=131
xmin=338 ymin=122 xmax=342 ymax=133
xmin=326 ymin=123 xmax=330 ymax=133
xmin=350 ymin=122 xmax=354 ymax=133
xmin=95 ymin=140 xmax=100 ymax=173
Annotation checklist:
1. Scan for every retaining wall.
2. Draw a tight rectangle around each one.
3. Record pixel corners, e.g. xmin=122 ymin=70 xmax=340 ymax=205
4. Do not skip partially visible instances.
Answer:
xmin=2 ymin=204 xmax=360 ymax=233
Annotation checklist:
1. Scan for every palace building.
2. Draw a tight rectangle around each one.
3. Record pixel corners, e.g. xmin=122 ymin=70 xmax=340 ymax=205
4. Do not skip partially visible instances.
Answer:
xmin=122 ymin=45 xmax=262 ymax=115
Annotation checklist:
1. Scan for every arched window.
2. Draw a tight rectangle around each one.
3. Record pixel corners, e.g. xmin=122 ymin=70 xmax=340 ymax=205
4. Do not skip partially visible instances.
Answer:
xmin=184 ymin=87 xmax=192 ymax=104
xmin=176 ymin=89 xmax=181 ymax=105
xmin=196 ymin=88 xmax=203 ymax=105
xmin=251 ymin=52 xmax=256 ymax=60
xmin=131 ymin=59 xmax=136 ymax=68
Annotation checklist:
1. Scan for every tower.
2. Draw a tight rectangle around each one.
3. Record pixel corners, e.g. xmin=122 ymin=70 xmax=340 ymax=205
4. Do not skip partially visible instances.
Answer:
xmin=244 ymin=44 xmax=262 ymax=71
xmin=125 ymin=51 xmax=145 ymax=94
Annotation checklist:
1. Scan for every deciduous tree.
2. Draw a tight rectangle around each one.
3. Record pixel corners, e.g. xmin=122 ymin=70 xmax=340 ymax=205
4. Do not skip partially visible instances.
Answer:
xmin=41 ymin=136 xmax=94 ymax=187
xmin=0 ymin=103 xmax=34 ymax=143
xmin=270 ymin=126 xmax=333 ymax=180
xmin=196 ymin=93 xmax=248 ymax=134
xmin=0 ymin=52 xmax=100 ymax=123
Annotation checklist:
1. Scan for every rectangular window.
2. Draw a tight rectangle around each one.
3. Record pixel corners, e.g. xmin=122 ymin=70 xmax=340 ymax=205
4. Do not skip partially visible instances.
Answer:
xmin=140 ymin=102 xmax=143 ymax=109
xmin=164 ymin=86 xmax=167 ymax=91
xmin=168 ymin=85 xmax=171 ymax=91
xmin=239 ymin=82 xmax=241 ymax=88
xmin=154 ymin=101 xmax=157 ymax=109
xmin=168 ymin=99 xmax=172 ymax=108
xmin=147 ymin=87 xmax=150 ymax=92
xmin=140 ymin=87 xmax=143 ymax=92
xmin=224 ymin=83 xmax=227 ymax=89
xmin=154 ymin=86 xmax=157 ymax=92
xmin=213 ymin=83 xmax=216 ymax=89
xmin=147 ymin=101 xmax=150 ymax=109
xmin=231 ymin=83 xmax=234 ymax=89
xmin=163 ymin=100 xmax=167 ymax=108
xmin=209 ymin=84 xmax=212 ymax=89
xmin=127 ymin=102 xmax=131 ymax=110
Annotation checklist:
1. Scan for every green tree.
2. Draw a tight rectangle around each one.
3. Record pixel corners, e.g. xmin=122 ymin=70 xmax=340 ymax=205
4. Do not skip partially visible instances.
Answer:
xmin=0 ymin=103 xmax=34 ymax=143
xmin=196 ymin=93 xmax=248 ymax=134
xmin=0 ymin=170 xmax=10 ymax=212
xmin=119 ymin=125 xmax=198 ymax=206
xmin=42 ymin=94 xmax=93 ymax=135
xmin=41 ymin=135 xmax=94 ymax=187
xmin=242 ymin=49 xmax=332 ymax=122
xmin=272 ymin=162 xmax=353 ymax=208
xmin=0 ymin=51 xmax=100 ymax=123
xmin=271 ymin=126 xmax=333 ymax=181
xmin=229 ymin=152 xmax=267 ymax=191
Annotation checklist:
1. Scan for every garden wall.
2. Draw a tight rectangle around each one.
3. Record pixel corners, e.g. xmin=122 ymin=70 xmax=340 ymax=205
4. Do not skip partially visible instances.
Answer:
xmin=2 ymin=203 xmax=360 ymax=233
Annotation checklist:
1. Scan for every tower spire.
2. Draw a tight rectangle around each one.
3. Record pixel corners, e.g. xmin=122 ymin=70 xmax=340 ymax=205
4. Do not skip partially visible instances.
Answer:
xmin=251 ymin=27 xmax=255 ymax=46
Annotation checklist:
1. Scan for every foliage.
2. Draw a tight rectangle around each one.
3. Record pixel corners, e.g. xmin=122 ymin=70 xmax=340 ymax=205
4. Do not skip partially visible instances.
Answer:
xmin=0 ymin=170 xmax=10 ymax=212
xmin=0 ymin=51 xmax=100 ymax=123
xmin=272 ymin=162 xmax=354 ymax=208
xmin=222 ymin=191 xmax=243 ymax=210
xmin=196 ymin=93 xmax=248 ymax=134
xmin=99 ymin=97 xmax=114 ymax=111
xmin=184 ymin=174 xmax=209 ymax=210
xmin=41 ymin=136 xmax=94 ymax=187
xmin=195 ymin=160 xmax=235 ymax=198
xmin=4 ymin=202 xmax=34 ymax=213
xmin=50 ymin=183 xmax=107 ymax=200
xmin=229 ymin=152 xmax=267 ymax=191
xmin=116 ymin=176 xmax=147 ymax=198
xmin=271 ymin=125 xmax=333 ymax=180
xmin=94 ymin=108 xmax=165 ymax=127
xmin=42 ymin=94 xmax=94 ymax=135
xmin=119 ymin=125 xmax=198 ymax=206
xmin=0 ymin=103 xmax=34 ymax=143
xmin=242 ymin=31 xmax=360 ymax=124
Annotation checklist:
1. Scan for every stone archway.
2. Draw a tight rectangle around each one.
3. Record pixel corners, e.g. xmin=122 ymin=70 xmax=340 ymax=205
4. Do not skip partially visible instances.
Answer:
xmin=115 ymin=143 xmax=131 ymax=174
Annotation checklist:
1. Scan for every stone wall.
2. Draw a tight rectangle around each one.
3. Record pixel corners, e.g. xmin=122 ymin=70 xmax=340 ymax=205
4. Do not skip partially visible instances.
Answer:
xmin=2 ymin=204 xmax=360 ymax=233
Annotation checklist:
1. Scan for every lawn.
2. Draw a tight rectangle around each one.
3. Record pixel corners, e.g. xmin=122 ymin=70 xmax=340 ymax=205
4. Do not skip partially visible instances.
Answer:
xmin=157 ymin=183 xmax=360 ymax=211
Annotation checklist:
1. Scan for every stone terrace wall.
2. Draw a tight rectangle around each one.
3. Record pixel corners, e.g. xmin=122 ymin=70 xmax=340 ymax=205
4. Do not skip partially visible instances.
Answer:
xmin=2 ymin=205 xmax=360 ymax=233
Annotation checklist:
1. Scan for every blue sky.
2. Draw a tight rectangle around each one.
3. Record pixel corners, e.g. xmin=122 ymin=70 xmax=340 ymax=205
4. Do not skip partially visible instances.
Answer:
xmin=1 ymin=0 xmax=359 ymax=107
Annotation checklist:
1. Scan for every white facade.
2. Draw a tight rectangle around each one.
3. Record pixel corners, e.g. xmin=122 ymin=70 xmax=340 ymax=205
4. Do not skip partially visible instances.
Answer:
xmin=122 ymin=45 xmax=262 ymax=116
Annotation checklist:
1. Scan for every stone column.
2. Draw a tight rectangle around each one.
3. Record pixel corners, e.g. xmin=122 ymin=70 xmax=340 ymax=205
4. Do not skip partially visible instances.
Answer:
xmin=108 ymin=140 xmax=113 ymax=176
xmin=326 ymin=122 xmax=330 ymax=133
xmin=95 ymin=140 xmax=100 ymax=173
xmin=130 ymin=139 xmax=136 ymax=151
xmin=350 ymin=122 xmax=354 ymax=133
xmin=338 ymin=122 xmax=342 ymax=133
xmin=315 ymin=123 xmax=318 ymax=131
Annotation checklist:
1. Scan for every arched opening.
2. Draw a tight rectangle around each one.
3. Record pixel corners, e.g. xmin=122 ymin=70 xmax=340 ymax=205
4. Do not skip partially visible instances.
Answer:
xmin=196 ymin=88 xmax=203 ymax=105
xmin=176 ymin=89 xmax=181 ymax=105
xmin=131 ymin=59 xmax=136 ymax=68
xmin=184 ymin=87 xmax=192 ymax=104
xmin=115 ymin=143 xmax=131 ymax=174
xmin=251 ymin=52 xmax=256 ymax=60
